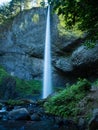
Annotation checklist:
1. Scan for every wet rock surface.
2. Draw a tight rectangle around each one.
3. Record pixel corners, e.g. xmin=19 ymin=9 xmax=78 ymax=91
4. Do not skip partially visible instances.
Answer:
xmin=0 ymin=99 xmax=79 ymax=130
xmin=8 ymin=108 xmax=30 ymax=120
xmin=1 ymin=7 xmax=98 ymax=87
xmin=0 ymin=120 xmax=78 ymax=130
xmin=89 ymin=108 xmax=98 ymax=130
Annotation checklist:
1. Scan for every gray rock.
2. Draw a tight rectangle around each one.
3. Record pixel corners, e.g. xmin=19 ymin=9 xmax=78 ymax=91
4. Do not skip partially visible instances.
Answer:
xmin=89 ymin=108 xmax=98 ymax=130
xmin=8 ymin=108 xmax=30 ymax=120
xmin=0 ymin=53 xmax=44 ymax=80
xmin=0 ymin=8 xmax=47 ymax=81
xmin=53 ymin=38 xmax=82 ymax=56
xmin=54 ymin=58 xmax=73 ymax=72
xmin=54 ymin=44 xmax=98 ymax=79
xmin=0 ymin=7 xmax=60 ymax=86
xmin=78 ymin=118 xmax=86 ymax=130
xmin=78 ymin=118 xmax=85 ymax=126
xmin=31 ymin=113 xmax=41 ymax=121
xmin=0 ymin=7 xmax=98 ymax=88
xmin=0 ymin=5 xmax=82 ymax=87
xmin=72 ymin=44 xmax=98 ymax=68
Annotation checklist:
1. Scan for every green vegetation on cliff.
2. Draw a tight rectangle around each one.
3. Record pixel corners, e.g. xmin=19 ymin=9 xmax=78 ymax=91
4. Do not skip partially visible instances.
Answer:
xmin=44 ymin=78 xmax=91 ymax=119
xmin=15 ymin=78 xmax=42 ymax=96
xmin=0 ymin=66 xmax=42 ymax=97
xmin=0 ymin=66 xmax=8 ymax=82
xmin=0 ymin=0 xmax=43 ymax=25
xmin=58 ymin=14 xmax=84 ymax=38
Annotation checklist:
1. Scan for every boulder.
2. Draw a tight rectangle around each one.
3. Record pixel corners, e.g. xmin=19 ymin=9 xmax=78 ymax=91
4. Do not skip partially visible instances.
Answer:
xmin=89 ymin=108 xmax=98 ymax=130
xmin=71 ymin=45 xmax=98 ymax=72
xmin=78 ymin=118 xmax=86 ymax=130
xmin=54 ymin=58 xmax=73 ymax=73
xmin=31 ymin=113 xmax=41 ymax=121
xmin=53 ymin=44 xmax=98 ymax=79
xmin=8 ymin=108 xmax=30 ymax=120
xmin=54 ymin=117 xmax=79 ymax=130
xmin=53 ymin=38 xmax=82 ymax=56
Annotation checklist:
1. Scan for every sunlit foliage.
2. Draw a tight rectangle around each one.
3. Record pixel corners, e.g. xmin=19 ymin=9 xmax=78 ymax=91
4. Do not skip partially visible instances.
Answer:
xmin=49 ymin=0 xmax=98 ymax=40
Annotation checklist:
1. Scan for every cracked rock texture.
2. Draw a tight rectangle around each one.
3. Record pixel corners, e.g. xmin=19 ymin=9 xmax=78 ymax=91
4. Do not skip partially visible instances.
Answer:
xmin=0 ymin=7 xmax=98 ymax=87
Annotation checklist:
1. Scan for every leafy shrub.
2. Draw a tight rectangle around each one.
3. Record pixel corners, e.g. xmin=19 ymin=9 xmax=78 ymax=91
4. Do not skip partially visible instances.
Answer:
xmin=84 ymin=40 xmax=96 ymax=48
xmin=44 ymin=78 xmax=91 ymax=118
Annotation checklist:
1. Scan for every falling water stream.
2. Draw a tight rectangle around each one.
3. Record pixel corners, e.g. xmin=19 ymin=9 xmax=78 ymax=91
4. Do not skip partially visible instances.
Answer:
xmin=43 ymin=5 xmax=52 ymax=98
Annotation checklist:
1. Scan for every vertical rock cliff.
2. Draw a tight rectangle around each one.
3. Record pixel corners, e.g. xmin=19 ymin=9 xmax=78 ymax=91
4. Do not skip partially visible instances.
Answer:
xmin=0 ymin=7 xmax=98 ymax=87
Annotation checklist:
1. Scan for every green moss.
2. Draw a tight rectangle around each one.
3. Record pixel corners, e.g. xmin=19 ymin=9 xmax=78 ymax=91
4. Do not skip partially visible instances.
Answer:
xmin=6 ymin=99 xmax=24 ymax=106
xmin=0 ymin=66 xmax=42 ymax=97
xmin=44 ymin=78 xmax=91 ymax=119
xmin=32 ymin=14 xmax=39 ymax=24
xmin=0 ymin=66 xmax=8 ymax=84
xmin=15 ymin=78 xmax=42 ymax=96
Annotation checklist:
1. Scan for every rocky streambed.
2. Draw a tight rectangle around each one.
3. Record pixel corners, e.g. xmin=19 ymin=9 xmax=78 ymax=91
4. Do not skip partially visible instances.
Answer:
xmin=0 ymin=99 xmax=79 ymax=130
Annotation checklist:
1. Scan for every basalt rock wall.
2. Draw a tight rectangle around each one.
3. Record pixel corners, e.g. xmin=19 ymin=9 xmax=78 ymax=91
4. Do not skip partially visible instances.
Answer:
xmin=0 ymin=7 xmax=98 ymax=87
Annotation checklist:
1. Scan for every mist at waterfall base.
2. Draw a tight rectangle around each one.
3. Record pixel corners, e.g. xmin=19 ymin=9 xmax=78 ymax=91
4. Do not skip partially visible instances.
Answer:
xmin=43 ymin=5 xmax=52 ymax=99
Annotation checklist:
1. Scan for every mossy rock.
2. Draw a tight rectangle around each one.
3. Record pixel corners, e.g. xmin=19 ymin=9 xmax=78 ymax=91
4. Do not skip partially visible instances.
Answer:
xmin=0 ymin=66 xmax=42 ymax=99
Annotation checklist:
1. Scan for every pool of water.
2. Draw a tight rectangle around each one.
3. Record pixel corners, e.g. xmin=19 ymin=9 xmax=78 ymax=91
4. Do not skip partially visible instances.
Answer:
xmin=0 ymin=120 xmax=63 ymax=130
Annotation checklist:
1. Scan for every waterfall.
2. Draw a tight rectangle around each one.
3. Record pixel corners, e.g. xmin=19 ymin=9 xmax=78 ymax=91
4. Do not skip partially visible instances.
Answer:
xmin=43 ymin=5 xmax=52 ymax=98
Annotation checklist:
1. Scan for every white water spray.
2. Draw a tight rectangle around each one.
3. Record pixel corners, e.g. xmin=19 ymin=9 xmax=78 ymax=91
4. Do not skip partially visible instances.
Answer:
xmin=43 ymin=5 xmax=52 ymax=98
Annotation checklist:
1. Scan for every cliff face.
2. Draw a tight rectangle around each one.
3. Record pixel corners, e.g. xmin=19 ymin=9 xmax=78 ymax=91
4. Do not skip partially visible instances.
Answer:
xmin=0 ymin=8 xmax=46 ymax=80
xmin=0 ymin=7 xmax=98 ymax=87
xmin=0 ymin=7 xmax=61 ymax=86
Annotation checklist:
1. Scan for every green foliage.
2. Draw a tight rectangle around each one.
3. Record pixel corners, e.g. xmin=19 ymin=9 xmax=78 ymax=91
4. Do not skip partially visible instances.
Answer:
xmin=0 ymin=66 xmax=42 ymax=97
xmin=9 ymin=0 xmax=23 ymax=13
xmin=15 ymin=78 xmax=42 ymax=96
xmin=0 ymin=4 xmax=11 ymax=25
xmin=0 ymin=2 xmax=18 ymax=25
xmin=84 ymin=40 xmax=96 ymax=48
xmin=6 ymin=99 xmax=24 ymax=106
xmin=50 ymin=0 xmax=98 ymax=40
xmin=40 ymin=1 xmax=45 ymax=7
xmin=44 ymin=78 xmax=91 ymax=118
xmin=58 ymin=14 xmax=83 ymax=38
xmin=0 ymin=66 xmax=8 ymax=83
xmin=0 ymin=0 xmax=43 ymax=26
xmin=32 ymin=14 xmax=39 ymax=24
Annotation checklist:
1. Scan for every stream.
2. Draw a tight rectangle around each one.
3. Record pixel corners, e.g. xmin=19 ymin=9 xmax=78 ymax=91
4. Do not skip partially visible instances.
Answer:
xmin=0 ymin=120 xmax=59 ymax=130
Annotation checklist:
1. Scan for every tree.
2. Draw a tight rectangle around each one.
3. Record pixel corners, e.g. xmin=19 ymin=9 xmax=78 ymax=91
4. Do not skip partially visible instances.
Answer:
xmin=0 ymin=0 xmax=43 ymax=25
xmin=9 ymin=0 xmax=43 ymax=12
xmin=0 ymin=3 xmax=12 ymax=24
xmin=9 ymin=0 xmax=24 ymax=13
xmin=50 ymin=0 xmax=98 ymax=40
xmin=0 ymin=3 xmax=11 ymax=17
